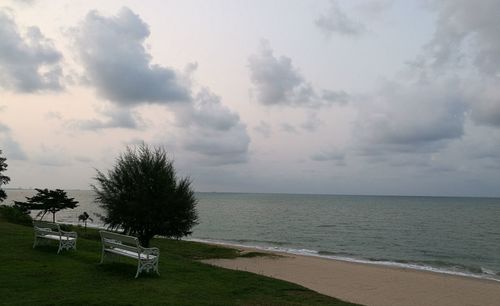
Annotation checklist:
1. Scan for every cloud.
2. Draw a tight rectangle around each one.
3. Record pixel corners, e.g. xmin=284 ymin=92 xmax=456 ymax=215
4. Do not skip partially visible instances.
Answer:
xmin=176 ymin=89 xmax=250 ymax=165
xmin=468 ymin=80 xmax=500 ymax=127
xmin=70 ymin=106 xmax=143 ymax=131
xmin=416 ymin=1 xmax=500 ymax=128
xmin=0 ymin=9 xmax=63 ymax=92
xmin=72 ymin=7 xmax=191 ymax=105
xmin=33 ymin=145 xmax=71 ymax=166
xmin=315 ymin=0 xmax=365 ymax=37
xmin=321 ymin=90 xmax=349 ymax=105
xmin=280 ymin=123 xmax=298 ymax=134
xmin=248 ymin=41 xmax=348 ymax=108
xmin=425 ymin=0 xmax=500 ymax=76
xmin=354 ymin=80 xmax=466 ymax=154
xmin=301 ymin=112 xmax=322 ymax=132
xmin=355 ymin=0 xmax=394 ymax=17
xmin=0 ymin=127 xmax=27 ymax=160
xmin=350 ymin=1 xmax=500 ymax=158
xmin=253 ymin=121 xmax=272 ymax=138
xmin=311 ymin=150 xmax=345 ymax=166
xmin=0 ymin=122 xmax=10 ymax=132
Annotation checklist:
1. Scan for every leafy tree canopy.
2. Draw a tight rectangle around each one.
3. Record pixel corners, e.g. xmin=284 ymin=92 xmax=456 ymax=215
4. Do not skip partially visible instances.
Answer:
xmin=0 ymin=150 xmax=10 ymax=203
xmin=15 ymin=188 xmax=78 ymax=223
xmin=93 ymin=144 xmax=198 ymax=247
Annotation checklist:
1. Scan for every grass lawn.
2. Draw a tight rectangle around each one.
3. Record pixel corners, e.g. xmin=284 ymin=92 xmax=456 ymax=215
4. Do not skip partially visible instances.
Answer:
xmin=0 ymin=218 xmax=361 ymax=306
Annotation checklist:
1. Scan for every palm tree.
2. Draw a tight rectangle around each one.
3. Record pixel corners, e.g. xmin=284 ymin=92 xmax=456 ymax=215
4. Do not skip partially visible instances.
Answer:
xmin=78 ymin=211 xmax=93 ymax=230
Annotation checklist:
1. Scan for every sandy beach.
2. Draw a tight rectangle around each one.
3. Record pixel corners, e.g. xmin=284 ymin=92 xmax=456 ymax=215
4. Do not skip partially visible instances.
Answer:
xmin=203 ymin=247 xmax=500 ymax=306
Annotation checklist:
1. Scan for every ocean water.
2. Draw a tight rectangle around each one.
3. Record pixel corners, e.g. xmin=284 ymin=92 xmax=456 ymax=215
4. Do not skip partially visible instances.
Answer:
xmin=5 ymin=190 xmax=500 ymax=281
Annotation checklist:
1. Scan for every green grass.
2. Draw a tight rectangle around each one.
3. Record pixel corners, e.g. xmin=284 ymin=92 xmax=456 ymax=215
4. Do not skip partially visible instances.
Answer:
xmin=0 ymin=219 xmax=361 ymax=306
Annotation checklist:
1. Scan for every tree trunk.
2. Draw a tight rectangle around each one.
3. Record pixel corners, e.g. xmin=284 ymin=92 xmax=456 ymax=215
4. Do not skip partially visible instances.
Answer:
xmin=52 ymin=212 xmax=55 ymax=223
xmin=139 ymin=233 xmax=153 ymax=247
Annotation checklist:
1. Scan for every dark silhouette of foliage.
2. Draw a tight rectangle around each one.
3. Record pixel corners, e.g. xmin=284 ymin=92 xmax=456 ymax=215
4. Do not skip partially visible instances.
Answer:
xmin=78 ymin=211 xmax=93 ymax=230
xmin=0 ymin=204 xmax=32 ymax=225
xmin=15 ymin=188 xmax=79 ymax=223
xmin=0 ymin=150 xmax=10 ymax=203
xmin=93 ymin=144 xmax=198 ymax=247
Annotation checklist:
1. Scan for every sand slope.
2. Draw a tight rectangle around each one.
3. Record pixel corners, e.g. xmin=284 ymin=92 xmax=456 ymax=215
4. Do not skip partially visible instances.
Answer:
xmin=203 ymin=252 xmax=500 ymax=306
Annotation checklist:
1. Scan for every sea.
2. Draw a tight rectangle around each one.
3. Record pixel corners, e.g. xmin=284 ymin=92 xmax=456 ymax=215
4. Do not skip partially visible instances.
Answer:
xmin=5 ymin=190 xmax=500 ymax=282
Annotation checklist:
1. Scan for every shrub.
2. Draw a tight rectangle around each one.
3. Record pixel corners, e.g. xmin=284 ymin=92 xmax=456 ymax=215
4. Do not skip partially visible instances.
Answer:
xmin=0 ymin=205 xmax=32 ymax=225
xmin=93 ymin=144 xmax=198 ymax=247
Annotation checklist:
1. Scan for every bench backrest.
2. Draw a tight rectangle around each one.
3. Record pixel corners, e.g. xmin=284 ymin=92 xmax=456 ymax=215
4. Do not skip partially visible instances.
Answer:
xmin=33 ymin=220 xmax=60 ymax=232
xmin=100 ymin=230 xmax=140 ymax=253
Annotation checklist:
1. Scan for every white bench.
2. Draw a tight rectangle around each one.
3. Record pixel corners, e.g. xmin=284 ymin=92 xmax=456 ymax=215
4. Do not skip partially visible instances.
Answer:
xmin=33 ymin=220 xmax=78 ymax=254
xmin=99 ymin=230 xmax=160 ymax=278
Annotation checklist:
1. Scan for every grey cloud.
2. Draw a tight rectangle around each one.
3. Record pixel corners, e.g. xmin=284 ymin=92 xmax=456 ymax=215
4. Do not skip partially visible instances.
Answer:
xmin=280 ymin=123 xmax=298 ymax=134
xmin=355 ymin=0 xmax=394 ymax=16
xmin=354 ymin=80 xmax=466 ymax=155
xmin=469 ymin=81 xmax=500 ymax=127
xmin=301 ymin=112 xmax=322 ymax=132
xmin=177 ymin=89 xmax=250 ymax=165
xmin=0 ymin=132 xmax=27 ymax=160
xmin=426 ymin=0 xmax=500 ymax=76
xmin=0 ymin=122 xmax=10 ymax=132
xmin=417 ymin=1 xmax=500 ymax=128
xmin=32 ymin=144 xmax=71 ymax=167
xmin=248 ymin=41 xmax=348 ymax=108
xmin=0 ymin=10 xmax=63 ymax=92
xmin=315 ymin=0 xmax=365 ymax=37
xmin=311 ymin=150 xmax=345 ymax=166
xmin=74 ymin=155 xmax=93 ymax=163
xmin=73 ymin=7 xmax=190 ymax=105
xmin=44 ymin=111 xmax=62 ymax=120
xmin=70 ymin=107 xmax=143 ymax=131
xmin=321 ymin=90 xmax=349 ymax=105
xmin=253 ymin=121 xmax=272 ymax=138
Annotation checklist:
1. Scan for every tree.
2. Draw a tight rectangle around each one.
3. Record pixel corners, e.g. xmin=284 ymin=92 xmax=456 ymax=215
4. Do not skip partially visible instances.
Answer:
xmin=93 ymin=144 xmax=198 ymax=247
xmin=78 ymin=211 xmax=93 ymax=230
xmin=0 ymin=150 xmax=10 ymax=203
xmin=15 ymin=188 xmax=79 ymax=223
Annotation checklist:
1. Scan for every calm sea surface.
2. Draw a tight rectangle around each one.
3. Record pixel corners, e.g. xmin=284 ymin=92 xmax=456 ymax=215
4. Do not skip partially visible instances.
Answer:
xmin=5 ymin=190 xmax=500 ymax=281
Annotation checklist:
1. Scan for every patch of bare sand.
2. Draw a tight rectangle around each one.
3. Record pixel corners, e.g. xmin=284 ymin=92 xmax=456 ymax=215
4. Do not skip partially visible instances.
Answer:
xmin=202 ymin=249 xmax=500 ymax=306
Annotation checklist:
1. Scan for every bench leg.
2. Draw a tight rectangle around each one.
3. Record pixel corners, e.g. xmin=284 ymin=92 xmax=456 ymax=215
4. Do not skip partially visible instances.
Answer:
xmin=135 ymin=258 xmax=160 ymax=278
xmin=58 ymin=239 xmax=76 ymax=254
xmin=135 ymin=261 xmax=141 ymax=278
xmin=155 ymin=258 xmax=160 ymax=276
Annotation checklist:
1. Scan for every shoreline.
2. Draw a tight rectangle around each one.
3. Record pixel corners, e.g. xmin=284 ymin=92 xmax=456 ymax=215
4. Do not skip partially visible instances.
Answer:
xmin=201 ymin=242 xmax=500 ymax=306
xmin=187 ymin=238 xmax=500 ymax=283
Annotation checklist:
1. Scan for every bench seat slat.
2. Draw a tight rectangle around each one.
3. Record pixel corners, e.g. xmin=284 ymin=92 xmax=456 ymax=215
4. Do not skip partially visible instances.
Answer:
xmin=106 ymin=248 xmax=157 ymax=260
xmin=103 ymin=240 xmax=138 ymax=253
xmin=37 ymin=234 xmax=75 ymax=241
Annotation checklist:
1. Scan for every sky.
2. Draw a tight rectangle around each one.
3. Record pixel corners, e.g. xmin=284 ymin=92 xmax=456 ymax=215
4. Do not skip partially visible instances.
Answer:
xmin=1 ymin=0 xmax=500 ymax=197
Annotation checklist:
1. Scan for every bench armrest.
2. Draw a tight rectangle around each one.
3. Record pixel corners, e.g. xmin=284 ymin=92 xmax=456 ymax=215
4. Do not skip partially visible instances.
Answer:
xmin=139 ymin=246 xmax=160 ymax=256
xmin=61 ymin=230 xmax=78 ymax=238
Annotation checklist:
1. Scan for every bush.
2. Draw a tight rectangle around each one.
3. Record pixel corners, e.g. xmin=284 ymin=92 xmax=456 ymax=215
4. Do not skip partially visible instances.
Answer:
xmin=93 ymin=144 xmax=198 ymax=247
xmin=0 ymin=205 xmax=32 ymax=226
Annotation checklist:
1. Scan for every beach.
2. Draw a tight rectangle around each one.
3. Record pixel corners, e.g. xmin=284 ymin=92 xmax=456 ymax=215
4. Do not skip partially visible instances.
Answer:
xmin=203 ymin=247 xmax=500 ymax=306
